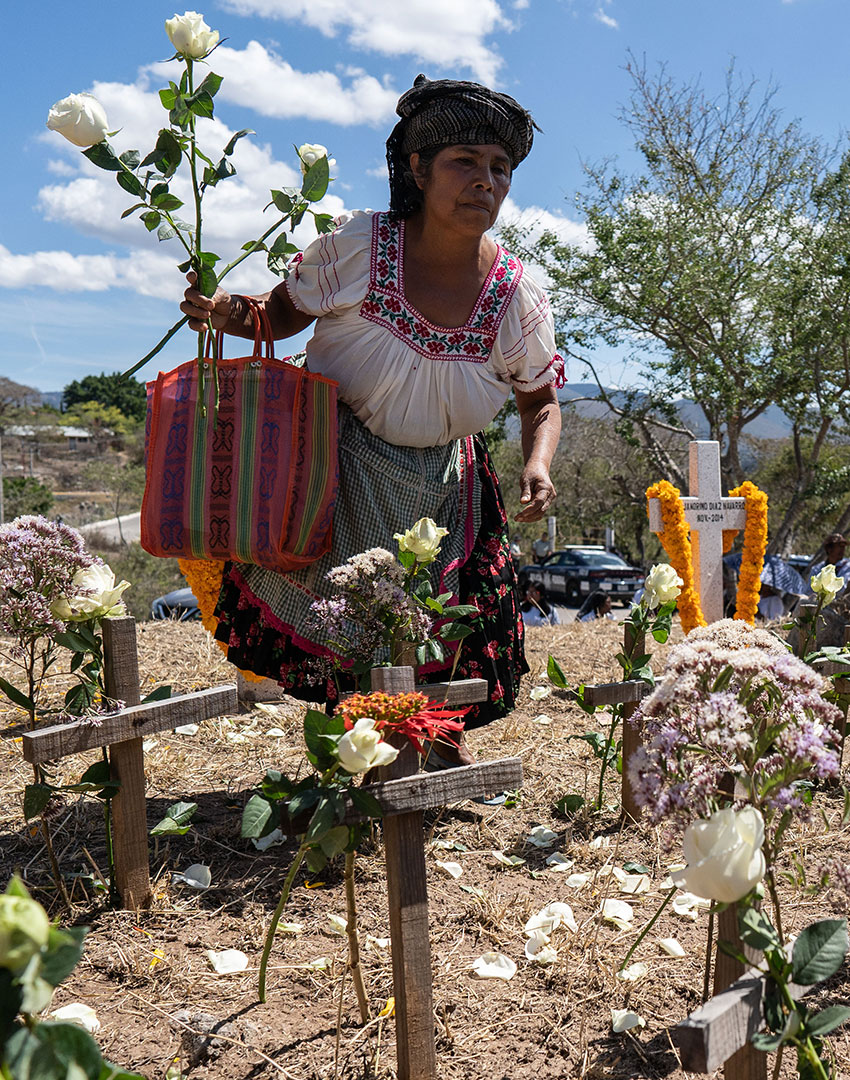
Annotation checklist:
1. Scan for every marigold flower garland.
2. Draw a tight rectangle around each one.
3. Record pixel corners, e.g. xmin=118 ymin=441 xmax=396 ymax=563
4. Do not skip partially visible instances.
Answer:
xmin=645 ymin=479 xmax=769 ymax=633
xmin=645 ymin=481 xmax=707 ymax=635
xmin=728 ymin=481 xmax=768 ymax=624
xmin=178 ymin=558 xmax=264 ymax=682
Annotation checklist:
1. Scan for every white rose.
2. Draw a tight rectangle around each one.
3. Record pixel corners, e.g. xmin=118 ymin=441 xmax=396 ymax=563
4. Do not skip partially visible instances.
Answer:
xmin=46 ymin=93 xmax=109 ymax=148
xmin=337 ymin=718 xmax=399 ymax=774
xmin=642 ymin=563 xmax=683 ymax=608
xmin=165 ymin=11 xmax=220 ymax=59
xmin=52 ymin=563 xmax=130 ymax=622
xmin=298 ymin=143 xmax=329 ymax=176
xmin=393 ymin=518 xmax=449 ymax=564
xmin=811 ymin=564 xmax=845 ymax=605
xmin=671 ymin=806 xmax=766 ymax=904
xmin=0 ymin=890 xmax=50 ymax=975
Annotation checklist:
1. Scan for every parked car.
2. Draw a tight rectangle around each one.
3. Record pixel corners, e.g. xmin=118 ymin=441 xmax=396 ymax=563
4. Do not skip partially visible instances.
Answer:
xmin=150 ymin=586 xmax=200 ymax=621
xmin=519 ymin=546 xmax=645 ymax=606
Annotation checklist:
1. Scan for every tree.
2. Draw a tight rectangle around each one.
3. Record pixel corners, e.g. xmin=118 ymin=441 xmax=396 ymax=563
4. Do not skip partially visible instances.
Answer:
xmin=63 ymin=401 xmax=137 ymax=453
xmin=62 ymin=372 xmax=147 ymax=423
xmin=2 ymin=477 xmax=53 ymax=519
xmin=505 ymin=59 xmax=850 ymax=553
xmin=0 ymin=378 xmax=41 ymax=423
xmin=83 ymin=460 xmax=145 ymax=545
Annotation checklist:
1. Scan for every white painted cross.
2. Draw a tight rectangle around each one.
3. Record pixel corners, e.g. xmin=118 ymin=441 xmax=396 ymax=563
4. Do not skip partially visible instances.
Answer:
xmin=648 ymin=441 xmax=747 ymax=625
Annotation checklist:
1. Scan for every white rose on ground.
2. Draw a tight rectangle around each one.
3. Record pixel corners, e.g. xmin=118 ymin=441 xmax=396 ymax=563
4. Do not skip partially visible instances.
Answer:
xmin=394 ymin=518 xmax=449 ymax=564
xmin=642 ymin=563 xmax=683 ymax=608
xmin=165 ymin=11 xmax=219 ymax=59
xmin=52 ymin=563 xmax=130 ymax=622
xmin=811 ymin=564 xmax=845 ymax=605
xmin=46 ymin=93 xmax=109 ymax=148
xmin=298 ymin=143 xmax=329 ymax=176
xmin=672 ymin=806 xmax=766 ymax=904
xmin=337 ymin=718 xmax=399 ymax=774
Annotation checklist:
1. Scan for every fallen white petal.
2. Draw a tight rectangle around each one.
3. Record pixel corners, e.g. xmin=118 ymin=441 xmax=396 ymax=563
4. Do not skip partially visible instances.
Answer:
xmin=172 ymin=863 xmax=211 ymax=889
xmin=306 ymin=956 xmax=330 ymax=970
xmin=276 ymin=922 xmax=304 ymax=935
xmin=472 ymin=952 xmax=517 ymax=980
xmin=435 ymin=860 xmax=463 ymax=879
xmin=620 ymin=874 xmax=651 ymax=895
xmin=174 ymin=724 xmax=198 ymax=736
xmin=366 ymin=935 xmax=390 ymax=950
xmin=142 ymin=739 xmax=157 ymax=752
xmin=601 ymin=899 xmax=634 ymax=925
xmin=491 ymin=850 xmax=525 ymax=867
xmin=673 ymin=892 xmax=711 ymax=920
xmin=529 ymin=686 xmax=551 ymax=700
xmin=51 ymin=1003 xmax=100 ymax=1033
xmin=612 ymin=1008 xmax=646 ymax=1033
xmin=616 ymin=962 xmax=649 ymax=982
xmin=610 ymin=866 xmax=628 ymax=882
xmin=589 ymin=835 xmax=611 ymax=850
xmin=265 ymin=727 xmax=287 ymax=738
xmin=206 ymin=949 xmax=249 ymax=974
xmin=533 ymin=901 xmax=578 ymax=935
xmin=527 ymin=826 xmax=558 ymax=848
xmin=327 ymin=914 xmax=348 ymax=935
xmin=533 ymin=713 xmax=553 ymax=725
xmin=254 ymin=702 xmax=284 ymax=716
xmin=252 ymin=828 xmax=284 ymax=851
xmin=525 ymin=931 xmax=558 ymax=964
xmin=227 ymin=732 xmax=250 ymax=744
xmin=657 ymin=937 xmax=686 ymax=958
xmin=565 ymin=872 xmax=591 ymax=889
xmin=545 ymin=853 xmax=574 ymax=872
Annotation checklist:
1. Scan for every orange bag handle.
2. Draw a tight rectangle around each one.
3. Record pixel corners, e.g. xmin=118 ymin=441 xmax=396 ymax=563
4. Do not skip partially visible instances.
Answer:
xmin=204 ymin=294 xmax=276 ymax=361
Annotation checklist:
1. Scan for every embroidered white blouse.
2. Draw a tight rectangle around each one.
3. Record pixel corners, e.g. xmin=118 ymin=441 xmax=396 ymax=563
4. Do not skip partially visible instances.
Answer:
xmin=285 ymin=210 xmax=563 ymax=447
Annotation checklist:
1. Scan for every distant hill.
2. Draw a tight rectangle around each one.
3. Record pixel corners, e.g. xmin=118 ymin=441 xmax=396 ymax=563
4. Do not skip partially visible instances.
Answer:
xmin=559 ymin=383 xmax=793 ymax=441
xmin=40 ymin=391 xmax=63 ymax=410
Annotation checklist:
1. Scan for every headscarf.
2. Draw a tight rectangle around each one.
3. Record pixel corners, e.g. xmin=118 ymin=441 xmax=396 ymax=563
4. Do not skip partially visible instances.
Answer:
xmin=386 ymin=74 xmax=538 ymax=216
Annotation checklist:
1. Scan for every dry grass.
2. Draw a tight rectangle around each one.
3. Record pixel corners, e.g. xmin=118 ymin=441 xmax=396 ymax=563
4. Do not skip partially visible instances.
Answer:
xmin=1 ymin=619 xmax=849 ymax=1079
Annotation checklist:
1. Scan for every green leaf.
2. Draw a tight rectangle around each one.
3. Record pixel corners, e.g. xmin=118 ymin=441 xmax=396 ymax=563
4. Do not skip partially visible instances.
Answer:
xmin=439 ymin=604 xmax=480 ymax=618
xmin=286 ymin=787 xmax=322 ymax=821
xmin=553 ymin=793 xmax=585 ymax=816
xmin=140 ymin=128 xmax=183 ymax=178
xmin=319 ymin=825 xmax=350 ymax=859
xmin=40 ymin=926 xmax=87 ymax=987
xmin=83 ymin=142 xmax=122 ymax=172
xmin=623 ymin=860 xmax=651 ymax=874
xmin=198 ymin=72 xmax=223 ymax=98
xmin=270 ymin=190 xmax=294 ymax=214
xmin=547 ymin=654 xmax=569 ymax=689
xmin=268 ymin=234 xmax=298 ymax=257
xmin=150 ymin=800 xmax=197 ymax=836
xmin=738 ymin=907 xmax=782 ymax=951
xmin=158 ymin=88 xmax=177 ymax=109
xmin=116 ymin=171 xmax=144 ymax=198
xmin=568 ymin=731 xmax=608 ymax=756
xmin=751 ymin=1031 xmax=785 ymax=1052
xmin=0 ymin=675 xmax=34 ymax=712
xmin=187 ymin=89 xmax=215 ymax=119
xmin=118 ymin=150 xmax=140 ymax=170
xmin=198 ymin=250 xmax=220 ymax=267
xmin=223 ymin=128 xmax=255 ymax=155
xmin=349 ymin=786 xmax=383 ymax=819
xmin=141 ymin=685 xmax=171 ymax=703
xmin=312 ymin=212 xmax=335 ymax=234
xmin=151 ymin=191 xmax=183 ymax=212
xmin=805 ymin=1005 xmax=850 ymax=1036
xmin=305 ymin=847 xmax=327 ymax=874
xmin=440 ymin=622 xmax=474 ymax=642
xmin=157 ymin=223 xmax=177 ymax=242
xmin=5 ymin=1021 xmax=103 ymax=1080
xmin=197 ymin=264 xmax=217 ymax=296
xmin=241 ymin=794 xmax=274 ymax=838
xmin=241 ymin=239 xmax=267 ymax=253
xmin=260 ymin=770 xmax=294 ymax=800
xmin=23 ymin=783 xmax=54 ymax=821
xmin=792 ymin=919 xmax=848 ymax=984
xmin=100 ymin=1063 xmax=147 ymax=1080
xmin=300 ymin=154 xmax=330 ymax=201
xmin=305 ymin=796 xmax=340 ymax=844
xmin=141 ymin=210 xmax=161 ymax=231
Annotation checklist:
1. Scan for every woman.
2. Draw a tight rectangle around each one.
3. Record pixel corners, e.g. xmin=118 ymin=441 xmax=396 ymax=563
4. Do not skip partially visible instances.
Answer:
xmin=181 ymin=76 xmax=563 ymax=760
xmin=577 ymin=590 xmax=614 ymax=622
xmin=521 ymin=582 xmax=560 ymax=627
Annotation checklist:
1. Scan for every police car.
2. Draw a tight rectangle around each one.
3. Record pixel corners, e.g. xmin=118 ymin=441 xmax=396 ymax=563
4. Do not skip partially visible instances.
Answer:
xmin=520 ymin=546 xmax=645 ymax=606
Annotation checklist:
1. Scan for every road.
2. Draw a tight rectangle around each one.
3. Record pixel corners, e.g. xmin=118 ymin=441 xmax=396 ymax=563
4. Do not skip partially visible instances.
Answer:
xmin=79 ymin=511 xmax=141 ymax=545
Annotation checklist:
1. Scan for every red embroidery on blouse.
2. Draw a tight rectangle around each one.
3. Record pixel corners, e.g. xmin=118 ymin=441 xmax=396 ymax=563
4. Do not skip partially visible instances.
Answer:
xmin=359 ymin=212 xmax=522 ymax=362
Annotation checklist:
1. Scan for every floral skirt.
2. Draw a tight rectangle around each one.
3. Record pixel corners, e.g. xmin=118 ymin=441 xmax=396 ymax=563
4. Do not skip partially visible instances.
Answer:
xmin=213 ymin=432 xmax=528 ymax=729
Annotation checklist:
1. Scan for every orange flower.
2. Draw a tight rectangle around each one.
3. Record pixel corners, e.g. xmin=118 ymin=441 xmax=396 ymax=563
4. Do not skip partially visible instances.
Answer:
xmin=728 ymin=481 xmax=768 ymax=624
xmin=178 ymin=558 xmax=264 ymax=682
xmin=646 ymin=481 xmax=706 ymax=634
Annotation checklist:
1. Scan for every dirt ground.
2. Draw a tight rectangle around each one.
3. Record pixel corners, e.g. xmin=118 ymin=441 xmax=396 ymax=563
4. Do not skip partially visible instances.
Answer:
xmin=1 ymin=618 xmax=848 ymax=1080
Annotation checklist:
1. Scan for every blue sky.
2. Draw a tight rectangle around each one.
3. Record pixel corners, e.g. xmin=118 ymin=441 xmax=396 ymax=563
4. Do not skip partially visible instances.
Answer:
xmin=4 ymin=0 xmax=848 ymax=394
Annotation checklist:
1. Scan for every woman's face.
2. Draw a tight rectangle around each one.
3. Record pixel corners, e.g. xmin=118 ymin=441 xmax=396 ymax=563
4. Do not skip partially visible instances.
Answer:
xmin=410 ymin=143 xmax=512 ymax=235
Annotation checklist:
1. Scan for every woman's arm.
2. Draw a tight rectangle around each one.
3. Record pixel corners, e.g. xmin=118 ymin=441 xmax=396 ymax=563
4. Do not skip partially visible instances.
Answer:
xmin=180 ymin=273 xmax=316 ymax=340
xmin=514 ymin=383 xmax=561 ymax=523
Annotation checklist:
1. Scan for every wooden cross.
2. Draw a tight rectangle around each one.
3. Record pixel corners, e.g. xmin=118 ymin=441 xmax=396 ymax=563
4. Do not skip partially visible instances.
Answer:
xmin=581 ymin=626 xmax=649 ymax=820
xmin=20 ymin=617 xmax=237 ymax=910
xmin=361 ymin=666 xmax=523 ymax=1080
xmin=648 ymin=441 xmax=747 ymax=624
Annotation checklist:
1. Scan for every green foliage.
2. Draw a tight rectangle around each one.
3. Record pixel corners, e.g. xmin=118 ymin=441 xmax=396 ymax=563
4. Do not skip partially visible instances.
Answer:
xmin=0 ymin=877 xmax=144 ymax=1080
xmin=62 ymin=374 xmax=147 ymax=423
xmin=3 ymin=478 xmax=53 ymax=519
xmin=150 ymin=800 xmax=197 ymax=836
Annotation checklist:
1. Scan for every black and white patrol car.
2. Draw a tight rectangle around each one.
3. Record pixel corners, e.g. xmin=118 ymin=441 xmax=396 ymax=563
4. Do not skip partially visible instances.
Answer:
xmin=519 ymin=546 xmax=645 ymax=606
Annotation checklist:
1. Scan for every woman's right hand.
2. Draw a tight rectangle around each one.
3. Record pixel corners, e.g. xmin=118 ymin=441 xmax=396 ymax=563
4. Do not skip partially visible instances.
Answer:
xmin=180 ymin=272 xmax=233 ymax=332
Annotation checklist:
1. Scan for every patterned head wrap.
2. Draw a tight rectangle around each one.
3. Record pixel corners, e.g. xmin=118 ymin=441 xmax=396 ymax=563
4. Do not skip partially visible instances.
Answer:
xmin=386 ymin=74 xmax=538 ymax=217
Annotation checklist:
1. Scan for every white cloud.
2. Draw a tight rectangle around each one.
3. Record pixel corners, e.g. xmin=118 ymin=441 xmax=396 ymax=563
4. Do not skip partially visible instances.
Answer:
xmin=220 ymin=0 xmax=512 ymax=83
xmin=149 ymin=45 xmax=398 ymax=126
xmin=594 ymin=6 xmax=619 ymax=29
xmin=497 ymin=197 xmax=589 ymax=288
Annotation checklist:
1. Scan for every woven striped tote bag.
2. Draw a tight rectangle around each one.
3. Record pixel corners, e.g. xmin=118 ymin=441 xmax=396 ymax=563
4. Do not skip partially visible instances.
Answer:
xmin=141 ymin=298 xmax=338 ymax=572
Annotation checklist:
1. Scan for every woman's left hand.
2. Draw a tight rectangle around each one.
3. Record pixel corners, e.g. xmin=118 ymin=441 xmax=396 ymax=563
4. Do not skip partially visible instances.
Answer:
xmin=516 ymin=462 xmax=556 ymax=522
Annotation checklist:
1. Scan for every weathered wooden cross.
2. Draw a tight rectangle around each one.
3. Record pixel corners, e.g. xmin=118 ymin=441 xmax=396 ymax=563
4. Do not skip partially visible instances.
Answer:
xmin=648 ymin=441 xmax=747 ymax=624
xmin=355 ymin=665 xmax=523 ymax=1080
xmin=581 ymin=625 xmax=649 ymax=821
xmin=21 ymin=616 xmax=237 ymax=910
